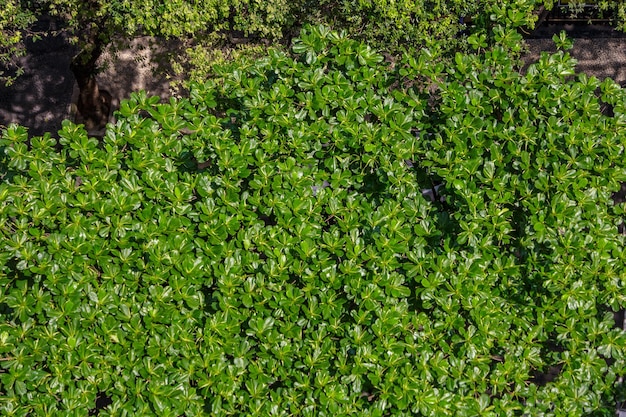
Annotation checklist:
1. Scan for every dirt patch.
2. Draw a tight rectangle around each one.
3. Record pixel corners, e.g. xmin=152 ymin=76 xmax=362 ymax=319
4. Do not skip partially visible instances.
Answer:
xmin=86 ymin=36 xmax=185 ymax=109
xmin=0 ymin=17 xmax=185 ymax=137
xmin=0 ymin=17 xmax=77 ymax=137
xmin=524 ymin=23 xmax=626 ymax=85
xmin=68 ymin=36 xmax=186 ymax=136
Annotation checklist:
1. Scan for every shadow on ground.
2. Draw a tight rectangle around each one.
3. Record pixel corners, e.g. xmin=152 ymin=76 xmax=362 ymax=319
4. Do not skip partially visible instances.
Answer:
xmin=0 ymin=17 xmax=184 ymax=137
xmin=524 ymin=23 xmax=626 ymax=85
xmin=0 ymin=18 xmax=76 ymax=137
xmin=92 ymin=36 xmax=186 ymax=113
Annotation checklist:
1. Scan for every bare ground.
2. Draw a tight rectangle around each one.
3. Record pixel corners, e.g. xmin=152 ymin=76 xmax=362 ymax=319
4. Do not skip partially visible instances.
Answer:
xmin=525 ymin=23 xmax=626 ymax=85
xmin=0 ymin=17 xmax=184 ymax=137
xmin=0 ymin=18 xmax=77 ymax=137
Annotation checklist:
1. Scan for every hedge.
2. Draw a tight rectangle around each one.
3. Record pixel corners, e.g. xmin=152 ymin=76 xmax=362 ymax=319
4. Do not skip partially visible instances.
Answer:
xmin=1 ymin=25 xmax=625 ymax=416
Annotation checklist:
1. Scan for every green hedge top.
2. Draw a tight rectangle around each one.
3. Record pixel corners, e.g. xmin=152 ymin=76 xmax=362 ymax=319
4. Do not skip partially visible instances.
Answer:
xmin=1 ymin=26 xmax=626 ymax=416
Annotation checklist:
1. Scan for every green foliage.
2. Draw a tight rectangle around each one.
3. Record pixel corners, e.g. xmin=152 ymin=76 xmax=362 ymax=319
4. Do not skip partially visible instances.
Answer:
xmin=1 ymin=0 xmax=306 ymax=93
xmin=0 ymin=0 xmax=36 ymax=86
xmin=314 ymin=0 xmax=542 ymax=57
xmin=13 ymin=0 xmax=303 ymax=53
xmin=548 ymin=1 xmax=626 ymax=32
xmin=1 ymin=25 xmax=626 ymax=416
xmin=593 ymin=1 xmax=626 ymax=31
xmin=51 ymin=0 xmax=299 ymax=41
xmin=177 ymin=0 xmax=544 ymax=87
xmin=1 ymin=0 xmax=549 ymax=90
xmin=170 ymin=37 xmax=269 ymax=95
xmin=405 ymin=28 xmax=626 ymax=415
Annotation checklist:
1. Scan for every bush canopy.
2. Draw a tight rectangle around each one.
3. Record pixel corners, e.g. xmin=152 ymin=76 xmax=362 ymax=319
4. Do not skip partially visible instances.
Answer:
xmin=1 ymin=25 xmax=626 ymax=416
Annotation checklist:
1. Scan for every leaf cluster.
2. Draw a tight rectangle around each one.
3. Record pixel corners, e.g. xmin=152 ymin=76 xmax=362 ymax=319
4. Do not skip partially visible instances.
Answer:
xmin=0 ymin=0 xmax=37 ymax=87
xmin=550 ymin=1 xmax=626 ymax=32
xmin=1 ymin=25 xmax=626 ymax=416
xmin=310 ymin=0 xmax=543 ymax=57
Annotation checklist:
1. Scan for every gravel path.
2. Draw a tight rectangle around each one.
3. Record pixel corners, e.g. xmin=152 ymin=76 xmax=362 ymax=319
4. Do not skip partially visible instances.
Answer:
xmin=1 ymin=21 xmax=626 ymax=136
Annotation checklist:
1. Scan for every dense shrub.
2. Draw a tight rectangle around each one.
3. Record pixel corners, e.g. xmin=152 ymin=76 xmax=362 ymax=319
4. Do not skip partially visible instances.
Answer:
xmin=175 ymin=0 xmax=543 ymax=88
xmin=1 ymin=26 xmax=626 ymax=416
xmin=314 ymin=0 xmax=542 ymax=56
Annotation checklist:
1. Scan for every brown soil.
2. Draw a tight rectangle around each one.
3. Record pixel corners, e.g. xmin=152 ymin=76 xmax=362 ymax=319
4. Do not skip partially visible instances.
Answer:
xmin=524 ymin=23 xmax=626 ymax=85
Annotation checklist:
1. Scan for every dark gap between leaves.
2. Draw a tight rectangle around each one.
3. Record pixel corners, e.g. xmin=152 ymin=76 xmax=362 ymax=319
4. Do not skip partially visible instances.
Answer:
xmin=88 ymin=391 xmax=113 ymax=416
